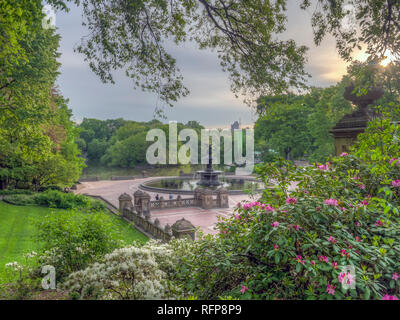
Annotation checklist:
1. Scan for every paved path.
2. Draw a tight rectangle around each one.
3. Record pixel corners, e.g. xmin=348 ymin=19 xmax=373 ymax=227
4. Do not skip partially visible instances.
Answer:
xmin=75 ymin=177 xmax=259 ymax=235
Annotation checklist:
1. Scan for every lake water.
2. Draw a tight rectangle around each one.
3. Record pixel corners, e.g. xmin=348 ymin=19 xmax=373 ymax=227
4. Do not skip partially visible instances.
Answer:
xmin=80 ymin=164 xmax=235 ymax=180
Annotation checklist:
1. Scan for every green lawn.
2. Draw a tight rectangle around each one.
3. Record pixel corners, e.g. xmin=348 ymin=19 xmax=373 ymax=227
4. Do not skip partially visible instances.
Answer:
xmin=0 ymin=201 xmax=148 ymax=283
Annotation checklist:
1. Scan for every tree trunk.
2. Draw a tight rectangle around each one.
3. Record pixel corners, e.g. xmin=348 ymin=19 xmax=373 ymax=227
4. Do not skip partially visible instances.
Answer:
xmin=284 ymin=148 xmax=291 ymax=160
xmin=0 ymin=178 xmax=8 ymax=190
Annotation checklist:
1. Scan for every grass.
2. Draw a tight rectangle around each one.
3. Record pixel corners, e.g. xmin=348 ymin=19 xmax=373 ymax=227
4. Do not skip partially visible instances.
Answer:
xmin=0 ymin=201 xmax=148 ymax=284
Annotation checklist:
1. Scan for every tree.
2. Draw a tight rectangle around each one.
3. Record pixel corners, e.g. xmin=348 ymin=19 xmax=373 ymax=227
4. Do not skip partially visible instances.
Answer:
xmin=72 ymin=0 xmax=309 ymax=106
xmin=255 ymin=84 xmax=353 ymax=163
xmin=255 ymin=98 xmax=312 ymax=160
xmin=301 ymin=0 xmax=400 ymax=63
xmin=0 ymin=4 xmax=84 ymax=190
xmin=87 ymin=139 xmax=109 ymax=162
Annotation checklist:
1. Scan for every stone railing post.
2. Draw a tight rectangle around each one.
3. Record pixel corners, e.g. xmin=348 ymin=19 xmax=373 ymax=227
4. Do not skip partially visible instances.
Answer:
xmin=200 ymin=188 xmax=213 ymax=209
xmin=164 ymin=224 xmax=172 ymax=241
xmin=133 ymin=190 xmax=144 ymax=213
xmin=172 ymin=218 xmax=196 ymax=240
xmin=119 ymin=193 xmax=133 ymax=212
xmin=140 ymin=192 xmax=151 ymax=218
xmin=159 ymin=196 xmax=165 ymax=209
xmin=217 ymin=188 xmax=229 ymax=208
xmin=176 ymin=195 xmax=182 ymax=207
xmin=194 ymin=187 xmax=202 ymax=207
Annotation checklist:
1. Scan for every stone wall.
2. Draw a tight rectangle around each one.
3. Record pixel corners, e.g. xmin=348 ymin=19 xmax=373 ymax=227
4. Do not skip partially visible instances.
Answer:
xmin=119 ymin=192 xmax=196 ymax=241
xmin=117 ymin=187 xmax=230 ymax=241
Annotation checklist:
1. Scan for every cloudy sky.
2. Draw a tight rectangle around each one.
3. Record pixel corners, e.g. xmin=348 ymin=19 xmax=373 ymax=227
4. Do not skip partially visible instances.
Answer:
xmin=54 ymin=1 xmax=351 ymax=128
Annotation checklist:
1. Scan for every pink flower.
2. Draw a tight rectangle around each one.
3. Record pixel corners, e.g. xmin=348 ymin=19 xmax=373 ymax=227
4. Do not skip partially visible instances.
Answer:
xmin=329 ymin=236 xmax=337 ymax=244
xmin=338 ymin=272 xmax=355 ymax=286
xmin=360 ymin=200 xmax=368 ymax=206
xmin=318 ymin=255 xmax=329 ymax=263
xmin=234 ymin=213 xmax=240 ymax=220
xmin=240 ymin=285 xmax=248 ymax=294
xmin=355 ymin=221 xmax=360 ymax=227
xmin=340 ymin=152 xmax=348 ymax=157
xmin=326 ymin=283 xmax=336 ymax=295
xmin=375 ymin=220 xmax=383 ymax=227
xmin=316 ymin=206 xmax=321 ymax=212
xmin=286 ymin=197 xmax=297 ymax=204
xmin=292 ymin=225 xmax=301 ymax=231
xmin=324 ymin=199 xmax=338 ymax=206
xmin=242 ymin=201 xmax=261 ymax=210
xmin=358 ymin=184 xmax=366 ymax=190
xmin=271 ymin=221 xmax=280 ymax=228
xmin=392 ymin=273 xmax=400 ymax=281
xmin=382 ymin=294 xmax=398 ymax=300
xmin=332 ymin=262 xmax=338 ymax=269
xmin=341 ymin=207 xmax=347 ymax=211
xmin=318 ymin=164 xmax=329 ymax=171
xmin=389 ymin=158 xmax=398 ymax=165
xmin=220 ymin=227 xmax=230 ymax=234
xmin=340 ymin=249 xmax=350 ymax=258
xmin=265 ymin=205 xmax=275 ymax=212
xmin=392 ymin=180 xmax=400 ymax=187
xmin=355 ymin=236 xmax=362 ymax=242
xmin=296 ymin=255 xmax=305 ymax=264
xmin=273 ymin=244 xmax=279 ymax=250
xmin=311 ymin=260 xmax=316 ymax=266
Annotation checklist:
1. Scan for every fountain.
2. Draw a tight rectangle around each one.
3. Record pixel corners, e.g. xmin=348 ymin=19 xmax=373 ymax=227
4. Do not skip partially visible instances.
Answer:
xmin=197 ymin=144 xmax=222 ymax=187
xmin=139 ymin=144 xmax=265 ymax=194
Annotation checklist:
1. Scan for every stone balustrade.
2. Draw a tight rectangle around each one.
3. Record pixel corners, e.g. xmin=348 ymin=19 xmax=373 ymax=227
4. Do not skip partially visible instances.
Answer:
xmin=118 ymin=187 xmax=229 ymax=241
xmin=119 ymin=192 xmax=196 ymax=241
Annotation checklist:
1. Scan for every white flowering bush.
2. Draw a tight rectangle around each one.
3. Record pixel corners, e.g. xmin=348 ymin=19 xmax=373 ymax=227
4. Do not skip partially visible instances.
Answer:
xmin=1 ymin=252 xmax=40 ymax=300
xmin=62 ymin=240 xmax=184 ymax=300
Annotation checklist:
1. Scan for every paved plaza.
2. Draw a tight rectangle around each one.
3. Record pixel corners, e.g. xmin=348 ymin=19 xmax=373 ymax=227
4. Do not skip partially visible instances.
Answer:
xmin=75 ymin=177 xmax=259 ymax=235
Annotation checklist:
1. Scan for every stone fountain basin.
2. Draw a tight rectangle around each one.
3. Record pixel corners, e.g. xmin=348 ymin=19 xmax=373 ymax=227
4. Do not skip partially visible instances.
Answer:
xmin=139 ymin=176 xmax=266 ymax=195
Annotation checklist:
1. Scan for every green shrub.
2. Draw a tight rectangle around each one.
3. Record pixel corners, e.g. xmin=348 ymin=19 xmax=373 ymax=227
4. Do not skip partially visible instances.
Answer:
xmin=33 ymin=190 xmax=92 ymax=209
xmin=87 ymin=198 xmax=107 ymax=211
xmin=3 ymin=194 xmax=36 ymax=206
xmin=37 ymin=185 xmax=64 ymax=192
xmin=0 ymin=189 xmax=34 ymax=196
xmin=34 ymin=210 xmax=122 ymax=280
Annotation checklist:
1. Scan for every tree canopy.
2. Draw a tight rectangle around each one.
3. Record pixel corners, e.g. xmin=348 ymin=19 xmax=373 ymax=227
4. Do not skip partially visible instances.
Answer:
xmin=34 ymin=0 xmax=398 ymax=109
xmin=0 ymin=2 xmax=84 ymax=190
xmin=301 ymin=0 xmax=400 ymax=62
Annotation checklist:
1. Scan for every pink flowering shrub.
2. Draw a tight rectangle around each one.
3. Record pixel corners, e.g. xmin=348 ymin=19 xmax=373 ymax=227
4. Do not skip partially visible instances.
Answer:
xmin=179 ymin=119 xmax=400 ymax=300
xmin=208 ymin=155 xmax=400 ymax=300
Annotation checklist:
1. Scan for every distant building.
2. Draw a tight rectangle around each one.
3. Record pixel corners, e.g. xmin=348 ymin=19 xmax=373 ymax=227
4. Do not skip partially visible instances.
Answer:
xmin=231 ymin=121 xmax=240 ymax=130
